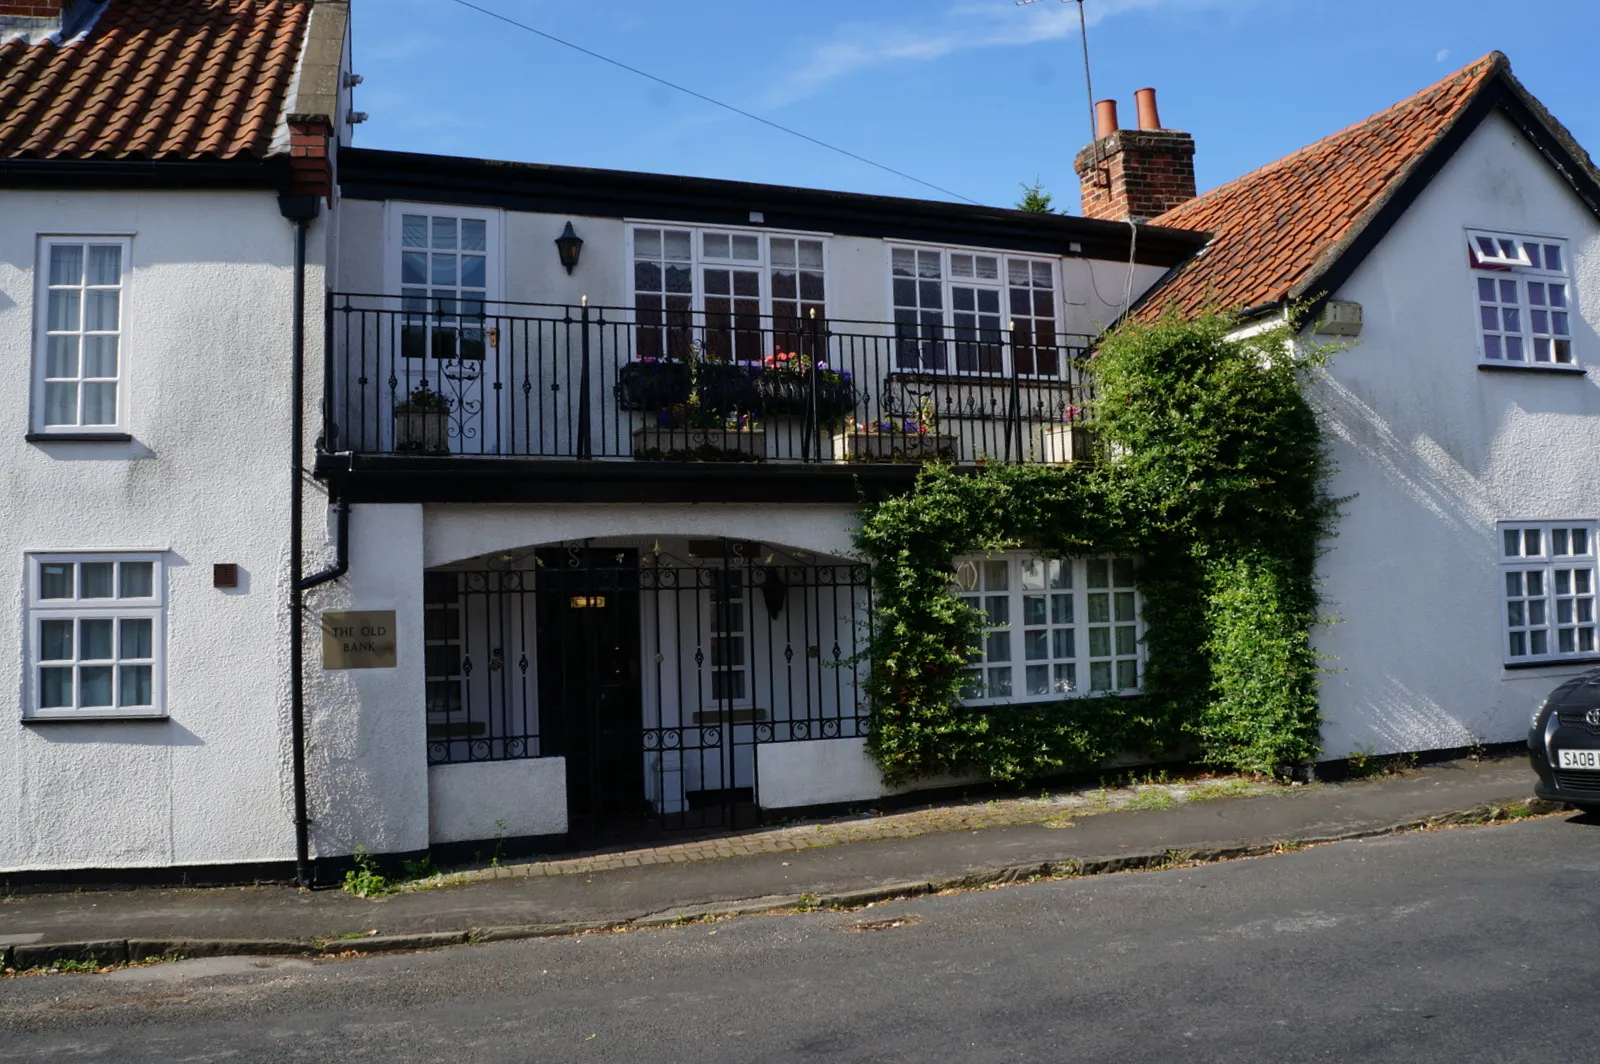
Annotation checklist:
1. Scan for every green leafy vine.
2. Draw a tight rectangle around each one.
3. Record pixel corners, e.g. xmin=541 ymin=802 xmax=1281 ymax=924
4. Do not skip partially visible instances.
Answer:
xmin=856 ymin=310 xmax=1336 ymax=784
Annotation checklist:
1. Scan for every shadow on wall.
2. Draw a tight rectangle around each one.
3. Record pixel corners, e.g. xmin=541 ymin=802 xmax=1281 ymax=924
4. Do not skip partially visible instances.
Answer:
xmin=1323 ymin=673 xmax=1498 ymax=759
xmin=1311 ymin=370 xmax=1498 ymax=538
xmin=21 ymin=719 xmax=205 ymax=748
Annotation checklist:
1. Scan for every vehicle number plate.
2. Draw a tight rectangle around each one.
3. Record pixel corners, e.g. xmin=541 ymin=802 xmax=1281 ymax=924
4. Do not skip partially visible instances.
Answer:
xmin=1559 ymin=749 xmax=1600 ymax=770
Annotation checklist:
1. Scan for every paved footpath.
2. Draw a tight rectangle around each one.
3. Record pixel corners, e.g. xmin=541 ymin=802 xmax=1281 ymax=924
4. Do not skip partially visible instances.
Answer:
xmin=0 ymin=757 xmax=1547 ymax=967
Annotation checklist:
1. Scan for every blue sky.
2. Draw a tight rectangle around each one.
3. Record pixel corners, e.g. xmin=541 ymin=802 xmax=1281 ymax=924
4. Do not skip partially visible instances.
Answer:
xmin=353 ymin=0 xmax=1600 ymax=213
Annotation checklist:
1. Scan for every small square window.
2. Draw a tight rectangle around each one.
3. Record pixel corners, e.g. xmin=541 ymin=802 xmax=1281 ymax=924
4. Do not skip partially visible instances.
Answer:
xmin=1500 ymin=523 xmax=1599 ymax=666
xmin=1471 ymin=231 xmax=1577 ymax=371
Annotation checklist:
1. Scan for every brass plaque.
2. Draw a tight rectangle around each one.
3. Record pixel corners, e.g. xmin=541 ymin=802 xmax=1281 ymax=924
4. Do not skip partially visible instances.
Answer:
xmin=322 ymin=610 xmax=398 ymax=669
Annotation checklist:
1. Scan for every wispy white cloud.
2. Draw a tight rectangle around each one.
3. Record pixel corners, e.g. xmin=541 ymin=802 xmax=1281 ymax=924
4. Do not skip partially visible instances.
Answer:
xmin=761 ymin=0 xmax=1262 ymax=109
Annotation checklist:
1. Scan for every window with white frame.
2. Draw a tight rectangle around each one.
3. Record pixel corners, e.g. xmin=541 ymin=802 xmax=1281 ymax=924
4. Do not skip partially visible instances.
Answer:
xmin=707 ymin=569 xmax=750 ymax=705
xmin=1470 ymin=231 xmax=1574 ymax=368
xmin=631 ymin=226 xmax=828 ymax=362
xmin=399 ymin=211 xmax=492 ymax=362
xmin=891 ymin=247 xmax=1060 ymax=376
xmin=25 ymin=554 xmax=164 ymax=718
xmin=954 ymin=553 xmax=1140 ymax=703
xmin=1500 ymin=522 xmax=1598 ymax=664
xmin=36 ymin=238 xmax=128 ymax=432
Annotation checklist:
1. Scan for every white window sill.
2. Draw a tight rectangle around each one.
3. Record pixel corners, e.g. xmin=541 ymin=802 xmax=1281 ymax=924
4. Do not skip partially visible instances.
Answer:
xmin=22 ymin=712 xmax=169 ymax=724
xmin=1477 ymin=361 xmax=1585 ymax=375
xmin=1501 ymin=657 xmax=1600 ymax=675
xmin=26 ymin=431 xmax=135 ymax=443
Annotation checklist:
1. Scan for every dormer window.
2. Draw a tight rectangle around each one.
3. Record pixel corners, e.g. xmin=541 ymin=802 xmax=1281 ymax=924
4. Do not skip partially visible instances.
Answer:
xmin=1469 ymin=230 xmax=1574 ymax=369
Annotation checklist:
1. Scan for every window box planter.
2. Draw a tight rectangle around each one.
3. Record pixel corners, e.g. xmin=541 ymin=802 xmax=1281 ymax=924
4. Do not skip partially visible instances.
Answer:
xmin=394 ymin=411 xmax=451 ymax=454
xmin=757 ymin=373 xmax=858 ymax=420
xmin=831 ymin=429 xmax=957 ymax=463
xmin=632 ymin=427 xmax=766 ymax=462
xmin=695 ymin=361 xmax=763 ymax=415
xmin=615 ymin=360 xmax=692 ymax=411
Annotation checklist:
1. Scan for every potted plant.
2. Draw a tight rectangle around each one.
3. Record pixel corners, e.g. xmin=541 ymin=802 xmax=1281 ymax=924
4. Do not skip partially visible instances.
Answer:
xmin=832 ymin=398 xmax=956 ymax=463
xmin=615 ymin=356 xmax=692 ymax=410
xmin=756 ymin=350 xmax=857 ymax=423
xmin=392 ymin=382 xmax=452 ymax=455
xmin=1033 ymin=404 xmax=1095 ymax=463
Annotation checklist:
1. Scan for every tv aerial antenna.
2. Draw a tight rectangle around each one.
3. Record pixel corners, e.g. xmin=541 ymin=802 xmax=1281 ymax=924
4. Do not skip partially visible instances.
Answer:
xmin=1016 ymin=0 xmax=1108 ymax=190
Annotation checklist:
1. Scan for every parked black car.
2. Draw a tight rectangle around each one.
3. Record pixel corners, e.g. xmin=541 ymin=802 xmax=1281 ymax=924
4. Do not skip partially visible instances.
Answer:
xmin=1529 ymin=666 xmax=1600 ymax=810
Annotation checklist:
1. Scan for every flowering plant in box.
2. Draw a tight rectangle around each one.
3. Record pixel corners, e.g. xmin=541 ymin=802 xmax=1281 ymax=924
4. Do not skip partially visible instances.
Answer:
xmin=392 ymin=381 xmax=452 ymax=415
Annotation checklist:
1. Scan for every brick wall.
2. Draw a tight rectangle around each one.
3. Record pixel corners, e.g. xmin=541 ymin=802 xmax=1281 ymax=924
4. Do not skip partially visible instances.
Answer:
xmin=0 ymin=4 xmax=61 ymax=16
xmin=287 ymin=115 xmax=334 ymax=204
xmin=1074 ymin=130 xmax=1197 ymax=222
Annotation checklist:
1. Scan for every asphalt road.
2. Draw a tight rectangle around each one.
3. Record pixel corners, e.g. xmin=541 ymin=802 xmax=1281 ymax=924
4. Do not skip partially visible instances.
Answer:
xmin=3 ymin=813 xmax=1596 ymax=1062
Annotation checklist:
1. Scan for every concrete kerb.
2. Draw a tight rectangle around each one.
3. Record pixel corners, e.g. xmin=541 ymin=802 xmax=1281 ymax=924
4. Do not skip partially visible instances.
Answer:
xmin=1 ymin=797 xmax=1562 ymax=975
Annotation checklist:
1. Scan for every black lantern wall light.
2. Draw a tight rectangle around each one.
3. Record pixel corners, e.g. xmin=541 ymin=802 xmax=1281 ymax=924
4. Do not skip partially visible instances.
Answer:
xmin=555 ymin=221 xmax=583 ymax=274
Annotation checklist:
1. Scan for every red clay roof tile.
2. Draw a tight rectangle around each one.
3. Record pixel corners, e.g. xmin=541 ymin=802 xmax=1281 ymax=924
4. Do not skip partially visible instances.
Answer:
xmin=1138 ymin=53 xmax=1506 ymax=319
xmin=0 ymin=0 xmax=311 ymax=161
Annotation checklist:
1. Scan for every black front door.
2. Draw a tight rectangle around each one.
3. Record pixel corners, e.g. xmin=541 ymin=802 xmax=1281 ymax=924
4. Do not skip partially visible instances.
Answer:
xmin=535 ymin=549 xmax=644 ymax=841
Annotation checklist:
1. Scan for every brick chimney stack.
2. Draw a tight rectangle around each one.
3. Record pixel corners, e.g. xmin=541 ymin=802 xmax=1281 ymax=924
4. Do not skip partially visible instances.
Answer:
xmin=1 ymin=3 xmax=80 ymax=44
xmin=1074 ymin=88 xmax=1197 ymax=222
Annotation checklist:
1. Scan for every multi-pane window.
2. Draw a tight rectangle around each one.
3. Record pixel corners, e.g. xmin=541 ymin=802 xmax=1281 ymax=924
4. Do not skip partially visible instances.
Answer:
xmin=423 ymin=571 xmax=464 ymax=720
xmin=1470 ymin=231 xmax=1574 ymax=368
xmin=400 ymin=212 xmax=490 ymax=362
xmin=37 ymin=238 xmax=127 ymax=432
xmin=631 ymin=226 xmax=828 ymax=362
xmin=955 ymin=553 xmax=1140 ymax=703
xmin=707 ymin=571 xmax=749 ymax=704
xmin=1085 ymin=558 xmax=1140 ymax=692
xmin=1501 ymin=522 xmax=1598 ymax=663
xmin=892 ymin=247 xmax=1061 ymax=376
xmin=26 ymin=554 xmax=163 ymax=718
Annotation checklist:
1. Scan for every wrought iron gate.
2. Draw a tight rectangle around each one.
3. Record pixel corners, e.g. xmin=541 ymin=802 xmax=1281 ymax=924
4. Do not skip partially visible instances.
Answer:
xmin=424 ymin=540 xmax=872 ymax=843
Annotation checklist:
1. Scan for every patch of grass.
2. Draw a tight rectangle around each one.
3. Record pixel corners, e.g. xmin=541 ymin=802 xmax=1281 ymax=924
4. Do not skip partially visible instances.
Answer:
xmin=1124 ymin=789 xmax=1178 ymax=811
xmin=1189 ymin=778 xmax=1257 ymax=801
xmin=1272 ymin=839 xmax=1307 ymax=854
xmin=1155 ymin=848 xmax=1194 ymax=870
xmin=47 ymin=957 xmax=101 ymax=974
xmin=401 ymin=855 xmax=439 ymax=881
xmin=794 ymin=893 xmax=822 ymax=913
xmin=342 ymin=846 xmax=389 ymax=899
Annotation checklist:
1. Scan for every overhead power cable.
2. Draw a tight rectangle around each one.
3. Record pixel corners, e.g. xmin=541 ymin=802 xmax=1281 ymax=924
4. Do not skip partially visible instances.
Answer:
xmin=446 ymin=0 xmax=983 ymax=205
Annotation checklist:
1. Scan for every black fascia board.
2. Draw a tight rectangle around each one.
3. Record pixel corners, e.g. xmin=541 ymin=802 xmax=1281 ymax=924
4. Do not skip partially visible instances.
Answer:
xmin=0 ymin=155 xmax=291 ymax=191
xmin=338 ymin=147 xmax=1209 ymax=268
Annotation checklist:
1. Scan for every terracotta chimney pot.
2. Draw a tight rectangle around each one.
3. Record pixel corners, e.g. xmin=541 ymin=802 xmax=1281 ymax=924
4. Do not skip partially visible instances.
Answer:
xmin=1094 ymin=99 xmax=1120 ymax=141
xmin=1134 ymin=87 xmax=1162 ymax=131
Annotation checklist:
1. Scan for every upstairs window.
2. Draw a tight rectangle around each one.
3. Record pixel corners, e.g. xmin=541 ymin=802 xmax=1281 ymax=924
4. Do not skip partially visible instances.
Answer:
xmin=35 ymin=238 xmax=128 ymax=433
xmin=953 ymin=553 xmax=1141 ymax=704
xmin=1501 ymin=522 xmax=1598 ymax=664
xmin=1470 ymin=231 xmax=1574 ymax=369
xmin=891 ymin=247 xmax=1060 ymax=376
xmin=631 ymin=226 xmax=828 ymax=362
xmin=25 ymin=553 xmax=165 ymax=719
xmin=398 ymin=210 xmax=494 ymax=363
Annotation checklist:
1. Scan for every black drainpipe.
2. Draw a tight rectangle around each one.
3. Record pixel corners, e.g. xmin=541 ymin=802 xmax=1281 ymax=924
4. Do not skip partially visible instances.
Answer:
xmin=280 ymin=190 xmax=327 ymax=889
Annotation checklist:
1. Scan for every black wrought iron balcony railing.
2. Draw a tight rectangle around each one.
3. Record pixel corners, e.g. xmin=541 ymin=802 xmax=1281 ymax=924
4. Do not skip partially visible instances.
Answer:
xmin=324 ymin=294 xmax=1097 ymax=466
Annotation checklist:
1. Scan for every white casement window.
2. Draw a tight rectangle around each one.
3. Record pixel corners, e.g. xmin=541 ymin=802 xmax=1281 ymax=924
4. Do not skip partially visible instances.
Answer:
xmin=1500 ymin=522 xmax=1598 ymax=664
xmin=24 ymin=553 xmax=165 ymax=719
xmin=397 ymin=210 xmax=496 ymax=363
xmin=630 ymin=225 xmax=828 ymax=362
xmin=954 ymin=553 xmax=1141 ymax=703
xmin=707 ymin=570 xmax=750 ymax=705
xmin=890 ymin=247 xmax=1061 ymax=377
xmin=35 ymin=237 xmax=129 ymax=433
xmin=1469 ymin=231 xmax=1575 ymax=368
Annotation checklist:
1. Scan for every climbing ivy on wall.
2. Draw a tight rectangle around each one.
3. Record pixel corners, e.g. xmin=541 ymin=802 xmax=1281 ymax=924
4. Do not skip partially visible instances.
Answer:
xmin=856 ymin=310 xmax=1335 ymax=783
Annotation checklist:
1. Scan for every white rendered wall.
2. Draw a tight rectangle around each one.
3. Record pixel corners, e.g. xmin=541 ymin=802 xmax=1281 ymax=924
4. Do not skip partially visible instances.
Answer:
xmin=333 ymin=198 xmax=1168 ymax=332
xmin=1310 ymin=109 xmax=1600 ymax=758
xmin=428 ymin=757 xmax=567 ymax=844
xmin=301 ymin=503 xmax=430 ymax=858
xmin=758 ymin=737 xmax=886 ymax=809
xmin=0 ymin=190 xmax=315 ymax=871
xmin=423 ymin=503 xmax=860 ymax=568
